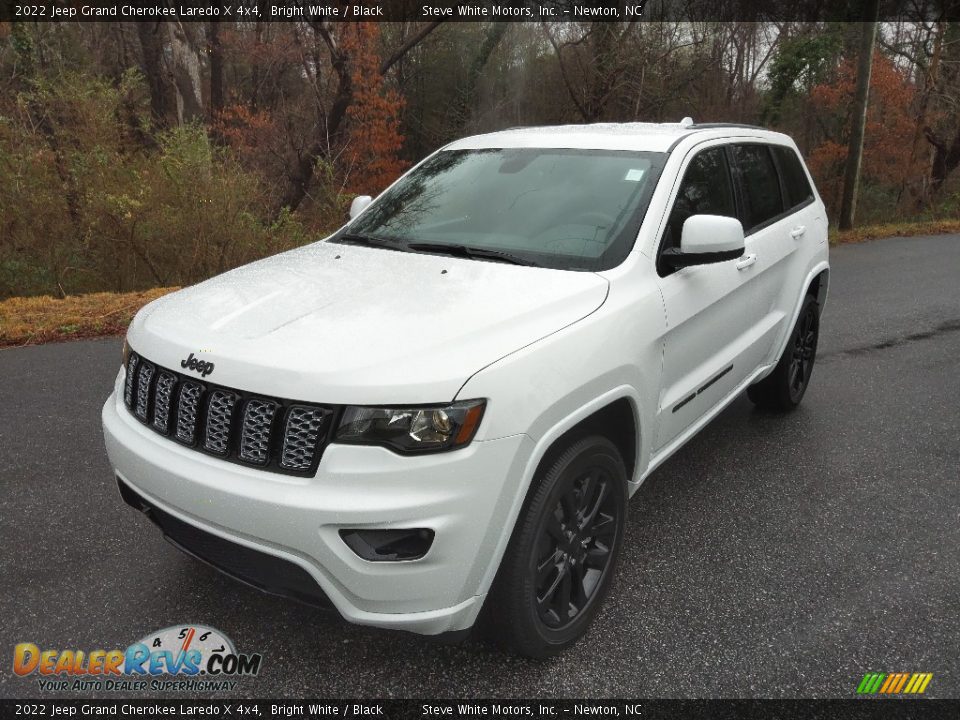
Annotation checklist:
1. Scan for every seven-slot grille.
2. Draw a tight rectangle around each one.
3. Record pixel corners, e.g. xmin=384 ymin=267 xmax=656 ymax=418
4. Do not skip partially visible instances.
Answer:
xmin=123 ymin=351 xmax=334 ymax=475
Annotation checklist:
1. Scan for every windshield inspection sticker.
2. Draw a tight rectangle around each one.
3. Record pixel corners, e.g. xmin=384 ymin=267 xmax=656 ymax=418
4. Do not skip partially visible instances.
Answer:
xmin=624 ymin=168 xmax=646 ymax=182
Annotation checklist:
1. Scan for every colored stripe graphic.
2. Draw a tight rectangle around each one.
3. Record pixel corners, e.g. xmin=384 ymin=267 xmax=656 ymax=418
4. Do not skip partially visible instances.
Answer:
xmin=892 ymin=673 xmax=909 ymax=693
xmin=858 ymin=673 xmax=886 ymax=694
xmin=856 ymin=674 xmax=875 ymax=694
xmin=857 ymin=672 xmax=932 ymax=695
xmin=904 ymin=674 xmax=919 ymax=693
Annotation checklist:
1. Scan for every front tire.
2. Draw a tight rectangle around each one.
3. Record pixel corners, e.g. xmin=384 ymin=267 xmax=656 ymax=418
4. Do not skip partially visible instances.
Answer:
xmin=486 ymin=436 xmax=628 ymax=659
xmin=748 ymin=294 xmax=820 ymax=411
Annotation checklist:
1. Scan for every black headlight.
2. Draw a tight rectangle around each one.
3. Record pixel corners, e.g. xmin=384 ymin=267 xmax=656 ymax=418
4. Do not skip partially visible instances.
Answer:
xmin=334 ymin=399 xmax=486 ymax=454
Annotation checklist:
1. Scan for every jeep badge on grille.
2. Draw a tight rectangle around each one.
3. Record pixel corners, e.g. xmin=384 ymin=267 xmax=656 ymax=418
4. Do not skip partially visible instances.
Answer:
xmin=181 ymin=352 xmax=215 ymax=378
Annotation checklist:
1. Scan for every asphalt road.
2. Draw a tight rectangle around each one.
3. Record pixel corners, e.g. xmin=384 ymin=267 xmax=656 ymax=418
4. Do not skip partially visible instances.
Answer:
xmin=2 ymin=235 xmax=958 ymax=699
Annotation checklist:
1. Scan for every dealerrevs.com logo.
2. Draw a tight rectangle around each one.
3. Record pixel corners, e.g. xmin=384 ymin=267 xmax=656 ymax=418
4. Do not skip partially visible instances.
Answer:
xmin=13 ymin=625 xmax=262 ymax=693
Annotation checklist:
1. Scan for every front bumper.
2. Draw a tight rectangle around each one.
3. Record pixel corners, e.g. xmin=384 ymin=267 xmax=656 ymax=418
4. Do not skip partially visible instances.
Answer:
xmin=117 ymin=476 xmax=335 ymax=608
xmin=102 ymin=376 xmax=531 ymax=635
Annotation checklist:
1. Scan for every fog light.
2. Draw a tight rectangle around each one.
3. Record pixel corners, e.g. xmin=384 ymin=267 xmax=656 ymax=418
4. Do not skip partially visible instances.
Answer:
xmin=339 ymin=528 xmax=434 ymax=561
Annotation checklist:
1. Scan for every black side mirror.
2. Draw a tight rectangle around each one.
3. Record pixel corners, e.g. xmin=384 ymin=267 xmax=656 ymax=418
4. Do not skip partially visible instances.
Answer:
xmin=661 ymin=246 xmax=744 ymax=270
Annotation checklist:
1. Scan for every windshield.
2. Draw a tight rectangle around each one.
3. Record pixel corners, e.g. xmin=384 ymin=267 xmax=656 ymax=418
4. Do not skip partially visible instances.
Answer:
xmin=336 ymin=148 xmax=666 ymax=271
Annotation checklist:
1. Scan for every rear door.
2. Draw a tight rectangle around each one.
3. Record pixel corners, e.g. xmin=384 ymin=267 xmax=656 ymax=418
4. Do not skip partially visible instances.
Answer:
xmin=729 ymin=143 xmax=821 ymax=366
xmin=654 ymin=143 xmax=767 ymax=450
xmin=766 ymin=144 xmax=824 ymax=359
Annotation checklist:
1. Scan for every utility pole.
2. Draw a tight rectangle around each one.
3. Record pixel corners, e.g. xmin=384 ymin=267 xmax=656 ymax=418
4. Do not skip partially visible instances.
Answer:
xmin=839 ymin=4 xmax=881 ymax=230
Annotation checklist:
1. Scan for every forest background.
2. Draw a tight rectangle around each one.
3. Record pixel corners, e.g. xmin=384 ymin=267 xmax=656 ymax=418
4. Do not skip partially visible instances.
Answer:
xmin=3 ymin=15 xmax=960 ymax=302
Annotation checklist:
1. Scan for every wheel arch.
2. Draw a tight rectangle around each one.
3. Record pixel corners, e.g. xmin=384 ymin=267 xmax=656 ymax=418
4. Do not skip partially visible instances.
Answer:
xmin=531 ymin=397 xmax=639 ymax=491
xmin=475 ymin=388 xmax=642 ymax=616
xmin=763 ymin=261 xmax=830 ymax=374
xmin=473 ymin=388 xmax=644 ymax=601
xmin=807 ymin=267 xmax=830 ymax=313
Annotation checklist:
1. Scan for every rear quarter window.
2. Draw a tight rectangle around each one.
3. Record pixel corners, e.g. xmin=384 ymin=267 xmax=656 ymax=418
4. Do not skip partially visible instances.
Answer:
xmin=772 ymin=145 xmax=815 ymax=209
xmin=730 ymin=144 xmax=784 ymax=232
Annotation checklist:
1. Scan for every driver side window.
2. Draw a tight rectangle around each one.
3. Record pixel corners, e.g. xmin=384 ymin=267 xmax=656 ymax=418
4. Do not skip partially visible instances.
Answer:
xmin=660 ymin=147 xmax=736 ymax=275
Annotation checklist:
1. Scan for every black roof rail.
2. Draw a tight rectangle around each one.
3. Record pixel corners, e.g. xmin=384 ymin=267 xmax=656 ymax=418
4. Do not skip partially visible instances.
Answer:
xmin=689 ymin=122 xmax=770 ymax=131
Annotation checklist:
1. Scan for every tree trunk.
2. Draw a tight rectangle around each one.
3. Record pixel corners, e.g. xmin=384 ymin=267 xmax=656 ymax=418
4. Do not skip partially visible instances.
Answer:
xmin=923 ymin=22 xmax=960 ymax=194
xmin=925 ymin=126 xmax=960 ymax=191
xmin=166 ymin=20 xmax=205 ymax=125
xmin=838 ymin=10 xmax=879 ymax=231
xmin=136 ymin=21 xmax=174 ymax=125
xmin=452 ymin=23 xmax=509 ymax=132
xmin=906 ymin=22 xmax=944 ymax=209
xmin=274 ymin=45 xmax=353 ymax=215
xmin=273 ymin=21 xmax=441 ymax=216
xmin=208 ymin=20 xmax=224 ymax=123
xmin=588 ymin=23 xmax=616 ymax=121
xmin=249 ymin=3 xmax=268 ymax=110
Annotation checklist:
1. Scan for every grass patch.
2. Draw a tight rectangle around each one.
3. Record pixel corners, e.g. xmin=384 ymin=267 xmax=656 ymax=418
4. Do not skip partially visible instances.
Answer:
xmin=0 ymin=288 xmax=177 ymax=348
xmin=830 ymin=218 xmax=960 ymax=245
xmin=3 ymin=217 xmax=960 ymax=349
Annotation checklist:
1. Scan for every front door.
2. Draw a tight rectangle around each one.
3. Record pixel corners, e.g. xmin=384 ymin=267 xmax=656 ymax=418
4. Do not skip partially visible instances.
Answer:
xmin=654 ymin=143 xmax=767 ymax=450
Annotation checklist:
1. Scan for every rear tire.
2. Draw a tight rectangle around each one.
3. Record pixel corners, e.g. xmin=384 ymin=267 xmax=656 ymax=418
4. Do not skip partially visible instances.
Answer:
xmin=747 ymin=294 xmax=820 ymax=411
xmin=485 ymin=436 xmax=627 ymax=659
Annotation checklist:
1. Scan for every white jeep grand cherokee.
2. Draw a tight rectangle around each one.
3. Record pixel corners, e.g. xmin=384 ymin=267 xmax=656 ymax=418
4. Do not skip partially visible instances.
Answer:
xmin=103 ymin=121 xmax=829 ymax=658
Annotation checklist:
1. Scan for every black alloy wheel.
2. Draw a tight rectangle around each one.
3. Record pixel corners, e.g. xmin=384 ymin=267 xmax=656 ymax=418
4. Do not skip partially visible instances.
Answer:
xmin=747 ymin=293 xmax=820 ymax=411
xmin=535 ymin=467 xmax=618 ymax=628
xmin=486 ymin=435 xmax=628 ymax=658
xmin=787 ymin=303 xmax=818 ymax=403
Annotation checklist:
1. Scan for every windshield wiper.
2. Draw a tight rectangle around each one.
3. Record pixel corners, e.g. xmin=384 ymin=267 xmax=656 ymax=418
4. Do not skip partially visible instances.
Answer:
xmin=406 ymin=242 xmax=538 ymax=267
xmin=335 ymin=233 xmax=406 ymax=251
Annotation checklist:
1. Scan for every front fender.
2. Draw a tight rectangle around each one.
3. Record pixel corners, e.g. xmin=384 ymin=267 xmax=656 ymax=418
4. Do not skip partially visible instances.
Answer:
xmin=453 ymin=282 xmax=664 ymax=600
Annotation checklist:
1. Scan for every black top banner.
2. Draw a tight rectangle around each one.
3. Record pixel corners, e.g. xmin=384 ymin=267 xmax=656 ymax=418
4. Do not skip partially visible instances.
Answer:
xmin=4 ymin=0 xmax=960 ymax=23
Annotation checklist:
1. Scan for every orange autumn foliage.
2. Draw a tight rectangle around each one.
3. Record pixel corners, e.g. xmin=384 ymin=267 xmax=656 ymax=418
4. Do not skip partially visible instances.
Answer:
xmin=214 ymin=103 xmax=276 ymax=155
xmin=218 ymin=27 xmax=301 ymax=67
xmin=339 ymin=23 xmax=407 ymax=195
xmin=808 ymin=54 xmax=924 ymax=211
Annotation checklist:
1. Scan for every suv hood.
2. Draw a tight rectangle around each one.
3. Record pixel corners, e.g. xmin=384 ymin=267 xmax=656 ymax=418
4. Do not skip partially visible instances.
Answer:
xmin=128 ymin=242 xmax=609 ymax=404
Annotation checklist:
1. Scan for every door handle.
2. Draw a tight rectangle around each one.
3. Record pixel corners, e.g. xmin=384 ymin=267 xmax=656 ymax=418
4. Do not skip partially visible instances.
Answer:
xmin=790 ymin=225 xmax=806 ymax=239
xmin=736 ymin=253 xmax=757 ymax=270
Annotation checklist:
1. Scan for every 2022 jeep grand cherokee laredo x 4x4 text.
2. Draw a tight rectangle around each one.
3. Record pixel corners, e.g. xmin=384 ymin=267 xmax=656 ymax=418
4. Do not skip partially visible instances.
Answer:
xmin=103 ymin=121 xmax=829 ymax=658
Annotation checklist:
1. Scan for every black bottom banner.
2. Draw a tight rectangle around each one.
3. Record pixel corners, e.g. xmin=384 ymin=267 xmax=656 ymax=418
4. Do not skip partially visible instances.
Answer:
xmin=2 ymin=699 xmax=959 ymax=720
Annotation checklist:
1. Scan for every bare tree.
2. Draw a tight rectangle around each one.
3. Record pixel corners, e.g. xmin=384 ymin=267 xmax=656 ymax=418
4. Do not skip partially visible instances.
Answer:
xmin=451 ymin=23 xmax=509 ymax=132
xmin=166 ymin=20 xmax=205 ymax=125
xmin=839 ymin=7 xmax=880 ymax=230
xmin=136 ymin=21 xmax=175 ymax=124
xmin=208 ymin=19 xmax=224 ymax=123
xmin=135 ymin=20 xmax=205 ymax=127
xmin=274 ymin=20 xmax=442 ymax=215
xmin=923 ymin=22 xmax=960 ymax=193
xmin=543 ymin=21 xmax=638 ymax=122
